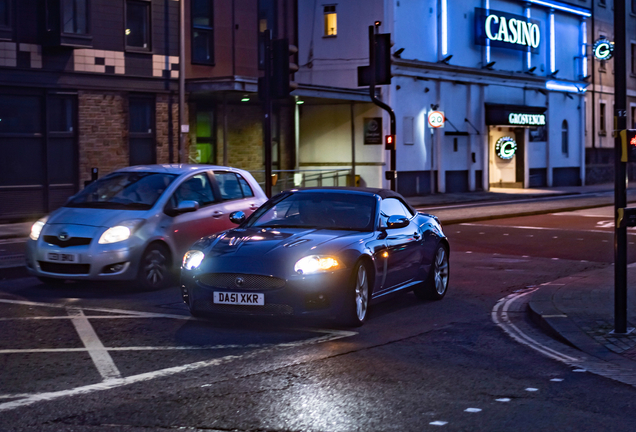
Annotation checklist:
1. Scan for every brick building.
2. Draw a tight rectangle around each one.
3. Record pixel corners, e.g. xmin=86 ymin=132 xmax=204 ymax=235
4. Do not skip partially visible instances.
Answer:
xmin=0 ymin=0 xmax=180 ymax=221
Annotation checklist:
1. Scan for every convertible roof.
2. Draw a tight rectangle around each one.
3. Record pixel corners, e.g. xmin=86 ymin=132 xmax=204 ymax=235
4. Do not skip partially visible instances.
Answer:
xmin=291 ymin=187 xmax=417 ymax=214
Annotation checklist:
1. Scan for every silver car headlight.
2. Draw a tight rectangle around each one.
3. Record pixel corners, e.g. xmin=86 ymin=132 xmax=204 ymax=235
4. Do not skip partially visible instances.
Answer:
xmin=98 ymin=219 xmax=143 ymax=244
xmin=294 ymin=255 xmax=341 ymax=275
xmin=29 ymin=216 xmax=49 ymax=241
xmin=183 ymin=250 xmax=205 ymax=270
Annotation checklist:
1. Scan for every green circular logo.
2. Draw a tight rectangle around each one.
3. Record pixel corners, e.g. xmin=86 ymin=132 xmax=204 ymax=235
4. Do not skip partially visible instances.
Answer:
xmin=593 ymin=39 xmax=613 ymax=61
xmin=495 ymin=136 xmax=517 ymax=160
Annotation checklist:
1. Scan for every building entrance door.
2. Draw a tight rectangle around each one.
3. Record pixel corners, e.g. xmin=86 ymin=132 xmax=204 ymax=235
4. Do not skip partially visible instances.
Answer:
xmin=489 ymin=127 xmax=526 ymax=188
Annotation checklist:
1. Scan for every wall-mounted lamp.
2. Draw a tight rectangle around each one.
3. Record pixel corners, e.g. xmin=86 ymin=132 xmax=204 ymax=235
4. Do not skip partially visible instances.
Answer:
xmin=482 ymin=61 xmax=496 ymax=70
xmin=394 ymin=48 xmax=405 ymax=58
xmin=548 ymin=70 xmax=560 ymax=78
xmin=524 ymin=66 xmax=537 ymax=75
xmin=431 ymin=103 xmax=439 ymax=110
xmin=438 ymin=54 xmax=453 ymax=64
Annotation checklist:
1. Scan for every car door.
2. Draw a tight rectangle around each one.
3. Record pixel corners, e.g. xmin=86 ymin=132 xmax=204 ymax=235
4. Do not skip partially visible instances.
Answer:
xmin=377 ymin=198 xmax=423 ymax=291
xmin=166 ymin=172 xmax=225 ymax=256
xmin=211 ymin=170 xmax=262 ymax=231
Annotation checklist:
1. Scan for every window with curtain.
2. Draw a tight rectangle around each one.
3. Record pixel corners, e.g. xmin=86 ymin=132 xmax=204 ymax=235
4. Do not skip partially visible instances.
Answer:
xmin=129 ymin=96 xmax=156 ymax=165
xmin=324 ymin=5 xmax=337 ymax=36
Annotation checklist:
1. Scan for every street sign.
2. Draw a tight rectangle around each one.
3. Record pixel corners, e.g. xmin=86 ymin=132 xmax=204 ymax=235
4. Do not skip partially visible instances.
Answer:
xmin=593 ymin=38 xmax=614 ymax=61
xmin=428 ymin=111 xmax=445 ymax=128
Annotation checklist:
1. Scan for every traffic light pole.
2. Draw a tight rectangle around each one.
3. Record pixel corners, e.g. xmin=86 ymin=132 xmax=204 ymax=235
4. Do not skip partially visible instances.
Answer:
xmin=614 ymin=0 xmax=628 ymax=334
xmin=263 ymin=30 xmax=273 ymax=198
xmin=367 ymin=25 xmax=396 ymax=192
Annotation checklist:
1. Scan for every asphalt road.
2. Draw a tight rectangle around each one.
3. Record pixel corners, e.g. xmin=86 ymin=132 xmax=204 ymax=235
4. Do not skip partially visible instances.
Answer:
xmin=3 ymin=201 xmax=636 ymax=431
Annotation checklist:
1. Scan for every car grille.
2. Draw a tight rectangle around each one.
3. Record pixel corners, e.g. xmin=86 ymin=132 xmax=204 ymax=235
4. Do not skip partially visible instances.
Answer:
xmin=42 ymin=236 xmax=92 ymax=248
xmin=38 ymin=262 xmax=90 ymax=275
xmin=198 ymin=301 xmax=294 ymax=316
xmin=198 ymin=273 xmax=286 ymax=291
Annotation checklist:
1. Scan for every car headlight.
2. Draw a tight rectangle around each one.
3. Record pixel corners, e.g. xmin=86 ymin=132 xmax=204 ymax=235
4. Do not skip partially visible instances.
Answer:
xmin=98 ymin=219 xmax=143 ymax=244
xmin=294 ymin=255 xmax=341 ymax=275
xmin=183 ymin=250 xmax=205 ymax=270
xmin=29 ymin=216 xmax=49 ymax=241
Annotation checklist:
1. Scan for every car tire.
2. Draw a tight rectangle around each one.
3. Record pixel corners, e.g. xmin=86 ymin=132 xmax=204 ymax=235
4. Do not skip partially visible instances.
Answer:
xmin=137 ymin=243 xmax=172 ymax=290
xmin=414 ymin=243 xmax=449 ymax=301
xmin=37 ymin=276 xmax=66 ymax=286
xmin=340 ymin=260 xmax=371 ymax=327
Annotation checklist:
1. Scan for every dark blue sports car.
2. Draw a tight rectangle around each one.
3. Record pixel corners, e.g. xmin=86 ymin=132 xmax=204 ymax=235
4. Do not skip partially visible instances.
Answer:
xmin=180 ymin=187 xmax=449 ymax=326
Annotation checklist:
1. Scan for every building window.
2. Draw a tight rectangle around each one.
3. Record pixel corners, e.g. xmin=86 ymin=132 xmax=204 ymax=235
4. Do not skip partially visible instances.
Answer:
xmin=126 ymin=0 xmax=150 ymax=50
xmin=62 ymin=0 xmax=88 ymax=34
xmin=191 ymin=0 xmax=214 ymax=64
xmin=600 ymin=102 xmax=607 ymax=135
xmin=561 ymin=120 xmax=569 ymax=156
xmin=632 ymin=106 xmax=636 ymax=129
xmin=324 ymin=5 xmax=337 ymax=36
xmin=632 ymin=0 xmax=636 ymax=14
xmin=599 ymin=0 xmax=606 ymax=6
xmin=0 ymin=0 xmax=9 ymax=28
xmin=632 ymin=43 xmax=636 ymax=74
xmin=129 ymin=96 xmax=155 ymax=165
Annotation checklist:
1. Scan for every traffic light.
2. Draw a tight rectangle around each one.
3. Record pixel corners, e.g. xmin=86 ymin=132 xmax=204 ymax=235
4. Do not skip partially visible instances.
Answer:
xmin=620 ymin=129 xmax=636 ymax=162
xmin=357 ymin=33 xmax=392 ymax=86
xmin=272 ymin=38 xmax=298 ymax=99
xmin=385 ymin=134 xmax=395 ymax=150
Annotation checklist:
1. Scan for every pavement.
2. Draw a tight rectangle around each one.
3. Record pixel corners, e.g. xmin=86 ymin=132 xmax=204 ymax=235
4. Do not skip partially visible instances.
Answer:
xmin=5 ymin=183 xmax=636 ymax=382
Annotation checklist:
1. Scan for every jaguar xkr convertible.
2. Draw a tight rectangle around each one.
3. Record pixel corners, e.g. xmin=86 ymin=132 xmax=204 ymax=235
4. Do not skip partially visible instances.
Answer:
xmin=180 ymin=187 xmax=449 ymax=326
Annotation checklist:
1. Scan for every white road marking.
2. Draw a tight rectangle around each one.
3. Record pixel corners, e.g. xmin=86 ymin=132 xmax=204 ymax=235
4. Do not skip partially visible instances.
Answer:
xmin=67 ymin=307 xmax=121 ymax=381
xmin=525 ymin=388 xmax=538 ymax=392
xmin=495 ymin=398 xmax=511 ymax=402
xmin=461 ymin=222 xmax=636 ymax=235
xmin=0 ymin=329 xmax=354 ymax=413
xmin=550 ymin=378 xmax=564 ymax=382
xmin=573 ymin=369 xmax=587 ymax=372
xmin=491 ymin=289 xmax=580 ymax=364
xmin=0 ymin=344 xmax=270 ymax=354
xmin=430 ymin=421 xmax=448 ymax=426
xmin=0 ymin=298 xmax=357 ymax=412
xmin=464 ymin=408 xmax=482 ymax=413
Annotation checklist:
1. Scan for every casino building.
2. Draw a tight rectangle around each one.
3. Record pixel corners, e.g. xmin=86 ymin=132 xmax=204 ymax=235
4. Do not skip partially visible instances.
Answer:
xmin=296 ymin=0 xmax=591 ymax=193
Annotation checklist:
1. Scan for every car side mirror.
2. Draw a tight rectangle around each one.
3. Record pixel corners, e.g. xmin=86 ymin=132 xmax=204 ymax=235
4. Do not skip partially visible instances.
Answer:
xmin=386 ymin=215 xmax=409 ymax=229
xmin=230 ymin=211 xmax=246 ymax=225
xmin=175 ymin=200 xmax=199 ymax=214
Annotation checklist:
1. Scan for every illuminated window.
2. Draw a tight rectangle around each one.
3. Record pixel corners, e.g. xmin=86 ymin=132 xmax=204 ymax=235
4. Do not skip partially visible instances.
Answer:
xmin=324 ymin=5 xmax=337 ymax=36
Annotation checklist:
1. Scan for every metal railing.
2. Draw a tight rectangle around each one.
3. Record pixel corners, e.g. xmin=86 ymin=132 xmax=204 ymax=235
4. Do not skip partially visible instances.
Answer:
xmin=252 ymin=169 xmax=353 ymax=195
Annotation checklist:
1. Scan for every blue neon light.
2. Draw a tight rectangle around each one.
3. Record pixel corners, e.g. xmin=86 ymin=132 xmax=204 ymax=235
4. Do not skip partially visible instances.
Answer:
xmin=525 ymin=0 xmax=591 ymax=17
xmin=546 ymin=80 xmax=587 ymax=93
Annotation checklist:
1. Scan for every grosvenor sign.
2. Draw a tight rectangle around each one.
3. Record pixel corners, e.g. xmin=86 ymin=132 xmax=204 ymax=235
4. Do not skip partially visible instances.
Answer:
xmin=475 ymin=8 xmax=541 ymax=53
xmin=508 ymin=113 xmax=546 ymax=126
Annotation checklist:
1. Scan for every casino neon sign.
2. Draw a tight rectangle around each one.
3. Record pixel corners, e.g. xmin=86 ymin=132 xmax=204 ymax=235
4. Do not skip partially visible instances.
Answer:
xmin=475 ymin=8 xmax=541 ymax=53
xmin=485 ymin=14 xmax=540 ymax=49
xmin=495 ymin=136 xmax=517 ymax=160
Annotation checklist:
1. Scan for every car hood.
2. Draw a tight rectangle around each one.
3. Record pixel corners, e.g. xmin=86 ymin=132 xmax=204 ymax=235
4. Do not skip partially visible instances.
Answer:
xmin=46 ymin=207 xmax=150 ymax=228
xmin=197 ymin=226 xmax=369 ymax=259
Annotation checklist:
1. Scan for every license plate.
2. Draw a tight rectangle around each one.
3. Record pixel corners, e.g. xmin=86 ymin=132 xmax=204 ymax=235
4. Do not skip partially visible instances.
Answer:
xmin=46 ymin=252 xmax=78 ymax=263
xmin=213 ymin=292 xmax=264 ymax=306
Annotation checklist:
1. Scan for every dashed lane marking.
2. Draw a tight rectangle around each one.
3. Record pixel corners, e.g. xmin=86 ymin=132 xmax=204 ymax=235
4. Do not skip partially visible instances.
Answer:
xmin=462 ymin=222 xmax=636 ymax=236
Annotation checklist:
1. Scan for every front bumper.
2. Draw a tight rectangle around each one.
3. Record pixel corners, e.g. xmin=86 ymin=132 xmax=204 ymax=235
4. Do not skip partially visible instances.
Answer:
xmin=26 ymin=236 xmax=141 ymax=281
xmin=182 ymin=268 xmax=352 ymax=318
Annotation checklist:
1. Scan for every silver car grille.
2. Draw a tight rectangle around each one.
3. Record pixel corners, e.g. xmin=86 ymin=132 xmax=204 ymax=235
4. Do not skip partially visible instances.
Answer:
xmin=198 ymin=273 xmax=286 ymax=291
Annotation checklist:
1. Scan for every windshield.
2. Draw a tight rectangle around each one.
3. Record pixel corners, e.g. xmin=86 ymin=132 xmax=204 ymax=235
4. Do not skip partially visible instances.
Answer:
xmin=66 ymin=172 xmax=177 ymax=210
xmin=245 ymin=192 xmax=377 ymax=231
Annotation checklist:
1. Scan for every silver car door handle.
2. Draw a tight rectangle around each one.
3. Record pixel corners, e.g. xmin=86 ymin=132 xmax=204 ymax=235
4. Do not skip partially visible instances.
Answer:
xmin=212 ymin=211 xmax=224 ymax=219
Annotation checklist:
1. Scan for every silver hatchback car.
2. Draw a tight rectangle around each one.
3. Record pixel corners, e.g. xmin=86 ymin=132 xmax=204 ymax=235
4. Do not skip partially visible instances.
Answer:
xmin=26 ymin=164 xmax=267 ymax=289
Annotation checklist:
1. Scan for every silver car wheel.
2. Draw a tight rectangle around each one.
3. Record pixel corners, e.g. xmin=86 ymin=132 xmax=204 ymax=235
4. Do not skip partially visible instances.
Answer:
xmin=434 ymin=247 xmax=449 ymax=295
xmin=142 ymin=248 xmax=167 ymax=287
xmin=355 ymin=264 xmax=369 ymax=322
